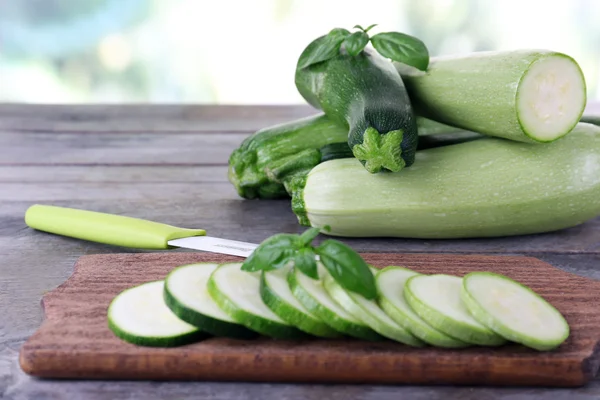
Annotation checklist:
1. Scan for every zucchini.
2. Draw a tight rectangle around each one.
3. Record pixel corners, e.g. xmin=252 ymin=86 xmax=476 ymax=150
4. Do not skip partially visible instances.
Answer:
xmin=376 ymin=267 xmax=468 ymax=348
xmin=404 ymin=274 xmax=506 ymax=346
xmin=287 ymin=265 xmax=383 ymax=341
xmin=580 ymin=112 xmax=600 ymax=127
xmin=460 ymin=272 xmax=569 ymax=351
xmin=229 ymin=113 xmax=477 ymax=199
xmin=291 ymin=122 xmax=600 ymax=238
xmin=107 ymin=280 xmax=206 ymax=347
xmin=396 ymin=50 xmax=587 ymax=143
xmin=163 ymin=263 xmax=257 ymax=339
xmin=228 ymin=113 xmax=348 ymax=199
xmin=260 ymin=265 xmax=341 ymax=338
xmin=322 ymin=272 xmax=424 ymax=346
xmin=295 ymin=41 xmax=418 ymax=174
xmin=207 ymin=263 xmax=306 ymax=339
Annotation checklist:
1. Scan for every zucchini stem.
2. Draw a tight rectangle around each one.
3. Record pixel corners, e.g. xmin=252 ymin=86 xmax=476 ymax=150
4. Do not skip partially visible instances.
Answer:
xmin=351 ymin=128 xmax=405 ymax=173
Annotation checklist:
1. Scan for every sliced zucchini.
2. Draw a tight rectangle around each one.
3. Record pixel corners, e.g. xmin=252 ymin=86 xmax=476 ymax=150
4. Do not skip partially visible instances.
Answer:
xmin=107 ymin=280 xmax=206 ymax=347
xmin=260 ymin=265 xmax=341 ymax=338
xmin=397 ymin=50 xmax=587 ymax=143
xmin=207 ymin=262 xmax=306 ymax=339
xmin=404 ymin=274 xmax=506 ymax=346
xmin=376 ymin=267 xmax=469 ymax=348
xmin=288 ymin=265 xmax=383 ymax=341
xmin=163 ymin=263 xmax=257 ymax=339
xmin=323 ymin=273 xmax=424 ymax=346
xmin=461 ymin=272 xmax=569 ymax=351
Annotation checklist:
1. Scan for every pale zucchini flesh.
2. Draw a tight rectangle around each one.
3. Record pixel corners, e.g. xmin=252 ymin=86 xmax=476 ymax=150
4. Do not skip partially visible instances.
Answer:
xmin=404 ymin=274 xmax=506 ymax=346
xmin=163 ymin=263 xmax=257 ymax=339
xmin=287 ymin=265 xmax=383 ymax=341
xmin=296 ymin=123 xmax=600 ymax=238
xmin=323 ymin=273 xmax=424 ymax=346
xmin=376 ymin=267 xmax=469 ymax=348
xmin=207 ymin=263 xmax=306 ymax=339
xmin=397 ymin=50 xmax=586 ymax=143
xmin=461 ymin=272 xmax=569 ymax=351
xmin=108 ymin=280 xmax=206 ymax=347
xmin=260 ymin=265 xmax=341 ymax=338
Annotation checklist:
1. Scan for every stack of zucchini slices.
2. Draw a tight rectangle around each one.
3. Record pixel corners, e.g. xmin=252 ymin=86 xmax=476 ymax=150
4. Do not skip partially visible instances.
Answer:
xmin=108 ymin=261 xmax=569 ymax=352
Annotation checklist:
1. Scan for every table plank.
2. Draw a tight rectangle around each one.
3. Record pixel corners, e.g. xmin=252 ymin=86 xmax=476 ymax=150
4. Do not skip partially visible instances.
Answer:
xmin=0 ymin=104 xmax=316 ymax=133
xmin=0 ymin=131 xmax=247 ymax=165
xmin=0 ymin=165 xmax=229 ymax=183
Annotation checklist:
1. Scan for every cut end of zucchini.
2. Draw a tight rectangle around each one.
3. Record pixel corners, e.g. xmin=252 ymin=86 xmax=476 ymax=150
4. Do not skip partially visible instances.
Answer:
xmin=517 ymin=53 xmax=586 ymax=142
xmin=351 ymin=127 xmax=405 ymax=173
xmin=461 ymin=272 xmax=570 ymax=351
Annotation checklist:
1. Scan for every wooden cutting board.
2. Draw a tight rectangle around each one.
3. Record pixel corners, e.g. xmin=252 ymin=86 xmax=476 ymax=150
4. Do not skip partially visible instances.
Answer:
xmin=19 ymin=252 xmax=600 ymax=387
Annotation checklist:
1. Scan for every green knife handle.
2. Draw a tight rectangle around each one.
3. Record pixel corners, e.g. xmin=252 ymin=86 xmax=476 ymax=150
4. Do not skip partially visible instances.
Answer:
xmin=24 ymin=204 xmax=206 ymax=249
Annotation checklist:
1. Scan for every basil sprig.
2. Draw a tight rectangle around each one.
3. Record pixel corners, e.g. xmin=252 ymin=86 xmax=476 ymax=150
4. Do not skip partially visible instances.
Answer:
xmin=241 ymin=227 xmax=377 ymax=299
xmin=297 ymin=24 xmax=429 ymax=72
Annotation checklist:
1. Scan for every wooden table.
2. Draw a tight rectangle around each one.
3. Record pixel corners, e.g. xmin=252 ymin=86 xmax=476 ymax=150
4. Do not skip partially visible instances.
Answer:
xmin=2 ymin=104 xmax=600 ymax=400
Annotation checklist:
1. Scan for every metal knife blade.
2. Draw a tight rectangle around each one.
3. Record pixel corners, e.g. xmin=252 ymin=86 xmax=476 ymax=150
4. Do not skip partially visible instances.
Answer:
xmin=167 ymin=236 xmax=258 ymax=257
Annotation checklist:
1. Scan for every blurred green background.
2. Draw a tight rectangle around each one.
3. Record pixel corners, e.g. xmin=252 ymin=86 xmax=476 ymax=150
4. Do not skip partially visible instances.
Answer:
xmin=1 ymin=0 xmax=598 ymax=104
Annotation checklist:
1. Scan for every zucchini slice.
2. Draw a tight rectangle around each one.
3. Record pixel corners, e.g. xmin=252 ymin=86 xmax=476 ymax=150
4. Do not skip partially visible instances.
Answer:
xmin=287 ymin=265 xmax=383 ymax=341
xmin=404 ymin=274 xmax=506 ymax=346
xmin=323 ymin=273 xmax=424 ymax=346
xmin=376 ymin=267 xmax=469 ymax=348
xmin=107 ymin=280 xmax=206 ymax=347
xmin=163 ymin=263 xmax=257 ymax=339
xmin=461 ymin=272 xmax=569 ymax=351
xmin=207 ymin=263 xmax=306 ymax=339
xmin=260 ymin=265 xmax=341 ymax=338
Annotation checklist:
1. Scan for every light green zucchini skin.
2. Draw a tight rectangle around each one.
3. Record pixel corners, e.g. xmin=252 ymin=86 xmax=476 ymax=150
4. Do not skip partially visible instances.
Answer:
xmin=396 ymin=50 xmax=586 ymax=143
xmin=292 ymin=122 xmax=600 ymax=238
xmin=295 ymin=42 xmax=419 ymax=174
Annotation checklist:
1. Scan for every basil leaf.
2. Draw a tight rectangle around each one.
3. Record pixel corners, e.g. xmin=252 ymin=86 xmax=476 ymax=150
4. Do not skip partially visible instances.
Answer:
xmin=343 ymin=31 xmax=369 ymax=57
xmin=370 ymin=32 xmax=429 ymax=71
xmin=297 ymin=28 xmax=350 ymax=70
xmin=241 ymin=233 xmax=298 ymax=272
xmin=294 ymin=247 xmax=318 ymax=279
xmin=298 ymin=227 xmax=321 ymax=247
xmin=315 ymin=239 xmax=377 ymax=299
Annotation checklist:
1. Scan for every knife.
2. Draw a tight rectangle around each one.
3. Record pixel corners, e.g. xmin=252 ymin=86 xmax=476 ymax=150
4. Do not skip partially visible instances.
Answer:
xmin=24 ymin=204 xmax=259 ymax=257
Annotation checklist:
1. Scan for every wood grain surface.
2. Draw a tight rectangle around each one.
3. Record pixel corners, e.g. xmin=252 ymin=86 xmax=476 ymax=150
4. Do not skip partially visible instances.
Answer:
xmin=19 ymin=252 xmax=600 ymax=387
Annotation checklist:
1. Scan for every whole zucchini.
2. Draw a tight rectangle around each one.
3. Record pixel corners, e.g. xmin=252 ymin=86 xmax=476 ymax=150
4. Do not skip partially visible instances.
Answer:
xmin=228 ymin=113 xmax=348 ymax=199
xmin=395 ymin=50 xmax=587 ymax=143
xmin=295 ymin=39 xmax=419 ymax=174
xmin=229 ymin=114 xmax=480 ymax=199
xmin=290 ymin=123 xmax=600 ymax=238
